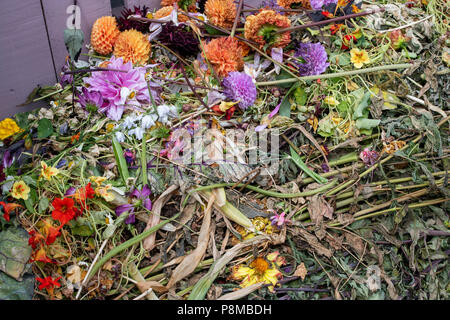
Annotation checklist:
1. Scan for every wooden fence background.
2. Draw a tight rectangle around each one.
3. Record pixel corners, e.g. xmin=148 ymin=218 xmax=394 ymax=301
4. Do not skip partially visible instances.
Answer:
xmin=0 ymin=0 xmax=262 ymax=119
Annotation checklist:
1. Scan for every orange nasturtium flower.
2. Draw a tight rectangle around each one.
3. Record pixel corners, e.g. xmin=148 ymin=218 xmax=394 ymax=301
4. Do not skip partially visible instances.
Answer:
xmin=51 ymin=197 xmax=76 ymax=226
xmin=40 ymin=161 xmax=59 ymax=180
xmin=30 ymin=247 xmax=55 ymax=264
xmin=0 ymin=201 xmax=22 ymax=222
xmin=36 ymin=276 xmax=61 ymax=299
xmin=10 ymin=180 xmax=30 ymax=200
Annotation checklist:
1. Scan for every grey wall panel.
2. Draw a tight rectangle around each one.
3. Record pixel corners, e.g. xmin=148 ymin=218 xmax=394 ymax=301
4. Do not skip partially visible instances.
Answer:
xmin=0 ymin=0 xmax=57 ymax=119
xmin=42 ymin=0 xmax=112 ymax=80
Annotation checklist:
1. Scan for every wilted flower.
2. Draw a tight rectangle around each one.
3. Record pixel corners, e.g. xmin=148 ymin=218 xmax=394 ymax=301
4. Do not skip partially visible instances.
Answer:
xmin=359 ymin=148 xmax=379 ymax=167
xmin=310 ymin=0 xmax=337 ymax=10
xmin=115 ymin=184 xmax=152 ymax=224
xmin=244 ymin=9 xmax=291 ymax=50
xmin=77 ymin=87 xmax=108 ymax=113
xmin=0 ymin=118 xmax=22 ymax=140
xmin=10 ymin=180 xmax=30 ymax=200
xmin=388 ymin=30 xmax=411 ymax=50
xmin=36 ymin=276 xmax=61 ymax=299
xmin=293 ymin=42 xmax=329 ymax=76
xmin=113 ymin=29 xmax=151 ymax=65
xmin=202 ymin=37 xmax=244 ymax=77
xmin=276 ymin=0 xmax=311 ymax=10
xmin=229 ymin=252 xmax=285 ymax=291
xmin=83 ymin=56 xmax=159 ymax=121
xmin=90 ymin=16 xmax=121 ymax=55
xmin=157 ymin=104 xmax=178 ymax=124
xmin=40 ymin=161 xmax=59 ymax=181
xmin=204 ymin=0 xmax=237 ymax=29
xmin=350 ymin=48 xmax=370 ymax=68
xmin=0 ymin=201 xmax=22 ymax=222
xmin=141 ymin=114 xmax=157 ymax=129
xmin=222 ymin=72 xmax=257 ymax=110
xmin=158 ymin=22 xmax=200 ymax=57
xmin=269 ymin=211 xmax=290 ymax=227
xmin=117 ymin=5 xmax=150 ymax=32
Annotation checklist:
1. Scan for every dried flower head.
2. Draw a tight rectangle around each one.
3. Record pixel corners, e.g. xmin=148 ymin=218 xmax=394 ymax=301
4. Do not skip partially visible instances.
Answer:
xmin=117 ymin=6 xmax=150 ymax=32
xmin=202 ymin=36 xmax=244 ymax=77
xmin=91 ymin=16 xmax=121 ymax=55
xmin=154 ymin=6 xmax=189 ymax=23
xmin=244 ymin=9 xmax=291 ymax=50
xmin=222 ymin=72 xmax=257 ymax=110
xmin=205 ymin=0 xmax=237 ymax=29
xmin=277 ymin=0 xmax=311 ymax=9
xmin=113 ymin=29 xmax=151 ymax=65
xmin=158 ymin=22 xmax=200 ymax=56
xmin=293 ymin=42 xmax=329 ymax=76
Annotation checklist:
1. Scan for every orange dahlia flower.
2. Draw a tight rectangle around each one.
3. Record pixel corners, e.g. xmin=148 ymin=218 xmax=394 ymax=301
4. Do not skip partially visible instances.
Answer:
xmin=154 ymin=6 xmax=189 ymax=23
xmin=113 ymin=29 xmax=151 ymax=65
xmin=202 ymin=36 xmax=244 ymax=77
xmin=277 ymin=0 xmax=311 ymax=9
xmin=204 ymin=0 xmax=237 ymax=29
xmin=91 ymin=16 xmax=121 ymax=55
xmin=244 ymin=9 xmax=291 ymax=50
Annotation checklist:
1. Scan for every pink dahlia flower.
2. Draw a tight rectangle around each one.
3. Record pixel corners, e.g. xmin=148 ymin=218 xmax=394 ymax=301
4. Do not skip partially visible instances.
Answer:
xmin=83 ymin=56 xmax=160 ymax=121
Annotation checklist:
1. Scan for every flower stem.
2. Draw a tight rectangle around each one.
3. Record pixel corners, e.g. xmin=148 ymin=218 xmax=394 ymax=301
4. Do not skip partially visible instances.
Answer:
xmin=256 ymin=63 xmax=412 ymax=86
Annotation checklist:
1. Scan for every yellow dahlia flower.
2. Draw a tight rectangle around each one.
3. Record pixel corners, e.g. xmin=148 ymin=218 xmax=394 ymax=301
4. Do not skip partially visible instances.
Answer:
xmin=91 ymin=16 xmax=121 ymax=55
xmin=244 ymin=10 xmax=291 ymax=50
xmin=205 ymin=0 xmax=237 ymax=29
xmin=0 ymin=118 xmax=22 ymax=140
xmin=202 ymin=36 xmax=244 ymax=77
xmin=113 ymin=29 xmax=151 ymax=65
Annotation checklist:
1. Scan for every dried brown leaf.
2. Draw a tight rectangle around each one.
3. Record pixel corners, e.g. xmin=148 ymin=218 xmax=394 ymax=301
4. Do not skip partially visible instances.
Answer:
xmin=294 ymin=263 xmax=308 ymax=281
xmin=166 ymin=194 xmax=215 ymax=288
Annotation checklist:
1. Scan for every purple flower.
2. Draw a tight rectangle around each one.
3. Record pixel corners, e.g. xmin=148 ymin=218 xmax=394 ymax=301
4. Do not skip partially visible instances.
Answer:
xmin=310 ymin=0 xmax=337 ymax=10
xmin=294 ymin=42 xmax=329 ymax=76
xmin=115 ymin=184 xmax=152 ymax=224
xmin=124 ymin=149 xmax=135 ymax=165
xmin=260 ymin=0 xmax=283 ymax=13
xmin=83 ymin=56 xmax=160 ymax=121
xmin=360 ymin=148 xmax=379 ymax=167
xmin=77 ymin=87 xmax=108 ymax=112
xmin=222 ymin=72 xmax=257 ymax=110
xmin=2 ymin=150 xmax=14 ymax=168
xmin=269 ymin=211 xmax=290 ymax=228
xmin=60 ymin=59 xmax=73 ymax=85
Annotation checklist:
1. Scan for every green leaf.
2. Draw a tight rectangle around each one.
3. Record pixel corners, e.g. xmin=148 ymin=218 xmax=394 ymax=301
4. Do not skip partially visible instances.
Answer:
xmin=0 ymin=270 xmax=35 ymax=300
xmin=353 ymin=90 xmax=372 ymax=119
xmin=38 ymin=197 xmax=49 ymax=214
xmin=355 ymin=118 xmax=381 ymax=130
xmin=329 ymin=53 xmax=350 ymax=66
xmin=290 ymin=146 xmax=328 ymax=184
xmin=275 ymin=69 xmax=296 ymax=89
xmin=279 ymin=83 xmax=299 ymax=117
xmin=37 ymin=118 xmax=54 ymax=139
xmin=64 ymin=29 xmax=84 ymax=61
xmin=112 ymin=136 xmax=130 ymax=185
xmin=0 ymin=227 xmax=32 ymax=280
xmin=204 ymin=25 xmax=226 ymax=36
xmin=293 ymin=86 xmax=307 ymax=105
xmin=69 ymin=218 xmax=94 ymax=237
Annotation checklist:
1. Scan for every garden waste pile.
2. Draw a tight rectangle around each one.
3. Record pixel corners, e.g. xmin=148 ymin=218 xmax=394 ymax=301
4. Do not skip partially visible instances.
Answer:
xmin=0 ymin=0 xmax=448 ymax=300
